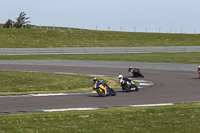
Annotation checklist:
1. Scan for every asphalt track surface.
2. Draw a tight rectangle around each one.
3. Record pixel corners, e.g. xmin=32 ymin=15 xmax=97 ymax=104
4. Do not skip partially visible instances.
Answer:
xmin=0 ymin=60 xmax=200 ymax=113
xmin=1 ymin=46 xmax=200 ymax=55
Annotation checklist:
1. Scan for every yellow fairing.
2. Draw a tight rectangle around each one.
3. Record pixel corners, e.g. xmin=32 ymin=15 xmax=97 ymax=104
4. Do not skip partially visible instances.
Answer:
xmin=95 ymin=84 xmax=107 ymax=95
xmin=126 ymin=81 xmax=130 ymax=85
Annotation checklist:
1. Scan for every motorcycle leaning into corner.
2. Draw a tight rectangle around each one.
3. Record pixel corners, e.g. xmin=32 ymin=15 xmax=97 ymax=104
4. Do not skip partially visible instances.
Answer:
xmin=118 ymin=75 xmax=139 ymax=92
xmin=93 ymin=78 xmax=116 ymax=97
xmin=128 ymin=67 xmax=144 ymax=78
xmin=198 ymin=66 xmax=200 ymax=79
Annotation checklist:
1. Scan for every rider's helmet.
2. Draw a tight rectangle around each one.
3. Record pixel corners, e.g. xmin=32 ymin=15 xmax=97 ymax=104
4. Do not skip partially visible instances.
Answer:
xmin=199 ymin=66 xmax=200 ymax=68
xmin=93 ymin=77 xmax=98 ymax=81
xmin=118 ymin=75 xmax=123 ymax=79
xmin=128 ymin=67 xmax=133 ymax=72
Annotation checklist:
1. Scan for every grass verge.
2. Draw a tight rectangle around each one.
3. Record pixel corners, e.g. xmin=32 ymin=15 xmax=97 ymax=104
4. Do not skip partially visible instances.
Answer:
xmin=0 ymin=52 xmax=200 ymax=64
xmin=0 ymin=102 xmax=200 ymax=132
xmin=0 ymin=71 xmax=120 ymax=95
xmin=0 ymin=28 xmax=200 ymax=48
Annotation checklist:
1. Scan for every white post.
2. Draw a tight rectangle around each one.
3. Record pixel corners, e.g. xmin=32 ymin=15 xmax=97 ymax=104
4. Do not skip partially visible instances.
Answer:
xmin=194 ymin=29 xmax=196 ymax=34
xmin=108 ymin=26 xmax=110 ymax=31
xmin=134 ymin=27 xmax=136 ymax=32
xmin=82 ymin=25 xmax=84 ymax=30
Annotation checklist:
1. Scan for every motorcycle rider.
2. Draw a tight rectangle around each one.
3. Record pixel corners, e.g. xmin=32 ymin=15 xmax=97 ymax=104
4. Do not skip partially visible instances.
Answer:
xmin=118 ymin=75 xmax=137 ymax=90
xmin=128 ymin=67 xmax=134 ymax=74
xmin=128 ymin=67 xmax=144 ymax=78
xmin=93 ymin=77 xmax=116 ymax=96
xmin=198 ymin=66 xmax=200 ymax=78
xmin=93 ymin=77 xmax=101 ymax=90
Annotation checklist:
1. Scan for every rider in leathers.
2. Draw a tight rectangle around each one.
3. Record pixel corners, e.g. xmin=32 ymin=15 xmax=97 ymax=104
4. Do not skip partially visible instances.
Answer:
xmin=118 ymin=75 xmax=137 ymax=90
xmin=93 ymin=77 xmax=101 ymax=90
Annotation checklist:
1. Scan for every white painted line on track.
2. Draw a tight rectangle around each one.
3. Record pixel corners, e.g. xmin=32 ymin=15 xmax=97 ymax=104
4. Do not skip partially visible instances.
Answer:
xmin=130 ymin=103 xmax=173 ymax=107
xmin=42 ymin=103 xmax=174 ymax=113
xmin=0 ymin=102 xmax=176 ymax=115
xmin=0 ymin=92 xmax=93 ymax=98
xmin=139 ymin=83 xmax=151 ymax=86
xmin=43 ymin=108 xmax=98 ymax=112
xmin=55 ymin=72 xmax=108 ymax=77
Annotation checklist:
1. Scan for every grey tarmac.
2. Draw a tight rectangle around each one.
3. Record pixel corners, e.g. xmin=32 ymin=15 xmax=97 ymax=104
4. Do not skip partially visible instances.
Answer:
xmin=1 ymin=46 xmax=200 ymax=55
xmin=0 ymin=60 xmax=200 ymax=113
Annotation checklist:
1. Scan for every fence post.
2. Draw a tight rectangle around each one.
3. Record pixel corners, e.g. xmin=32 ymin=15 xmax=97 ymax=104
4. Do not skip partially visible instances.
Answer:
xmin=108 ymin=26 xmax=110 ymax=31
xmin=82 ymin=25 xmax=84 ymax=30
xmin=194 ymin=29 xmax=196 ymax=34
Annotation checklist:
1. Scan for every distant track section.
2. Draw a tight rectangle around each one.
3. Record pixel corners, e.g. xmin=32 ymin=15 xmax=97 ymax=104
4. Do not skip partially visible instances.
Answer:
xmin=0 ymin=46 xmax=200 ymax=55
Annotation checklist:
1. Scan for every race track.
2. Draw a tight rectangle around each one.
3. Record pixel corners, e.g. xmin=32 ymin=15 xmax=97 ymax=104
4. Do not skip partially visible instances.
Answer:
xmin=0 ymin=60 xmax=200 ymax=113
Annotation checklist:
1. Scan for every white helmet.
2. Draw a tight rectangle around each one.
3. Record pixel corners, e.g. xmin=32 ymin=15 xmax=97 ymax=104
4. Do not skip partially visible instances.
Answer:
xmin=93 ymin=77 xmax=98 ymax=81
xmin=118 ymin=75 xmax=123 ymax=79
xmin=199 ymin=66 xmax=200 ymax=68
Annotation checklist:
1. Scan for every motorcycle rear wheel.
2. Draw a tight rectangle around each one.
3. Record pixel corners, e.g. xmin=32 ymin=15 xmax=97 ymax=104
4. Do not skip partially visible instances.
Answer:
xmin=135 ymin=86 xmax=139 ymax=91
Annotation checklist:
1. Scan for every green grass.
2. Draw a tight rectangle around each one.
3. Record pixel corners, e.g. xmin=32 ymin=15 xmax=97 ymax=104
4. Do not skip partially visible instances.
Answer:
xmin=1 ymin=28 xmax=200 ymax=132
xmin=0 ymin=102 xmax=200 ymax=132
xmin=0 ymin=52 xmax=200 ymax=64
xmin=0 ymin=71 xmax=120 ymax=95
xmin=0 ymin=28 xmax=200 ymax=48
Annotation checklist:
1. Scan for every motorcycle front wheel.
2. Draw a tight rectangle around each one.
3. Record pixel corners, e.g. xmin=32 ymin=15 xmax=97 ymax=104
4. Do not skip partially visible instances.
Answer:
xmin=123 ymin=85 xmax=131 ymax=92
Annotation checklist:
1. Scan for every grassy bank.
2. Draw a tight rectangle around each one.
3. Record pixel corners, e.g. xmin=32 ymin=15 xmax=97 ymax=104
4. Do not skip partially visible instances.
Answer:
xmin=0 ymin=71 xmax=120 ymax=95
xmin=0 ymin=52 xmax=200 ymax=64
xmin=0 ymin=103 xmax=200 ymax=132
xmin=0 ymin=28 xmax=200 ymax=48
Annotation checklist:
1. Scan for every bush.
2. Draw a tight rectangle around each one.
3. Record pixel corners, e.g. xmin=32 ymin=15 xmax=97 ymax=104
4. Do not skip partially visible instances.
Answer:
xmin=3 ymin=19 xmax=14 ymax=28
xmin=3 ymin=12 xmax=30 ymax=28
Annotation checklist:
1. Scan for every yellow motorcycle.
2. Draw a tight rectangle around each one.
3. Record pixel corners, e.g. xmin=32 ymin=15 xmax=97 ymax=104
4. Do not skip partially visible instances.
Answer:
xmin=94 ymin=81 xmax=116 ymax=97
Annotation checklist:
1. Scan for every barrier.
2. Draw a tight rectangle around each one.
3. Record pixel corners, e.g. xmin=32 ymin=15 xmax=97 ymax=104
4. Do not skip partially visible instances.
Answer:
xmin=0 ymin=46 xmax=200 ymax=55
